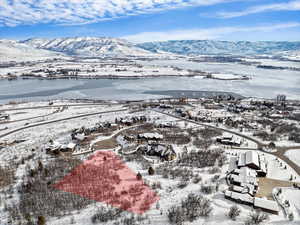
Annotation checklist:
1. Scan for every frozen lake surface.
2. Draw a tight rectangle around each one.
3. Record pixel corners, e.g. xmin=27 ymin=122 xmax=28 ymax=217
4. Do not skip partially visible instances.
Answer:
xmin=0 ymin=60 xmax=299 ymax=103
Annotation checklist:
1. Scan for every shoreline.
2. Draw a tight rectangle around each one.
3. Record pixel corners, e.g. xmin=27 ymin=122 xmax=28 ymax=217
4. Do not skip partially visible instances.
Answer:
xmin=1 ymin=73 xmax=202 ymax=81
xmin=0 ymin=73 xmax=252 ymax=81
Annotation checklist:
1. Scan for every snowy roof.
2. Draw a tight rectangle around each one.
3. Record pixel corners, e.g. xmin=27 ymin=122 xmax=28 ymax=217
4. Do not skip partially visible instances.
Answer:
xmin=245 ymin=151 xmax=260 ymax=168
xmin=240 ymin=167 xmax=257 ymax=178
xmin=139 ymin=132 xmax=163 ymax=139
xmin=46 ymin=141 xmax=62 ymax=150
xmin=238 ymin=153 xmax=246 ymax=167
xmin=232 ymin=185 xmax=244 ymax=193
xmin=238 ymin=151 xmax=261 ymax=169
xmin=254 ymin=198 xmax=279 ymax=212
xmin=228 ymin=157 xmax=238 ymax=172
xmin=67 ymin=142 xmax=77 ymax=149
xmin=222 ymin=134 xmax=233 ymax=139
xmin=74 ymin=133 xmax=85 ymax=141
xmin=228 ymin=191 xmax=254 ymax=204
xmin=225 ymin=190 xmax=232 ymax=198
xmin=229 ymin=167 xmax=258 ymax=187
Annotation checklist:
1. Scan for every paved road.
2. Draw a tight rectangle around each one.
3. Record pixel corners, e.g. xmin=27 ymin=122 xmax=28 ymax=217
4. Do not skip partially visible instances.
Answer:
xmin=274 ymin=146 xmax=300 ymax=178
xmin=0 ymin=112 xmax=56 ymax=125
xmin=0 ymin=109 xmax=127 ymax=139
xmin=154 ymin=109 xmax=300 ymax=176
xmin=0 ymin=103 xmax=124 ymax=112
xmin=154 ymin=109 xmax=265 ymax=147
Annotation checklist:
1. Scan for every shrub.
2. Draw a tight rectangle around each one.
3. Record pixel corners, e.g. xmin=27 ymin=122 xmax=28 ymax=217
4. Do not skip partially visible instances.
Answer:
xmin=114 ymin=215 xmax=148 ymax=225
xmin=91 ymin=206 xmax=122 ymax=223
xmin=37 ymin=215 xmax=46 ymax=225
xmin=136 ymin=172 xmax=142 ymax=180
xmin=192 ymin=175 xmax=202 ymax=184
xmin=177 ymin=180 xmax=188 ymax=189
xmin=200 ymin=185 xmax=215 ymax=194
xmin=228 ymin=205 xmax=241 ymax=221
xmin=148 ymin=166 xmax=155 ymax=175
xmin=244 ymin=210 xmax=269 ymax=225
xmin=168 ymin=205 xmax=185 ymax=225
xmin=209 ymin=167 xmax=221 ymax=174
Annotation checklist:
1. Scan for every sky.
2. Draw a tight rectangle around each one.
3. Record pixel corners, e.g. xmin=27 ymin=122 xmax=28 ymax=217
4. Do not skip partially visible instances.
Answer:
xmin=0 ymin=0 xmax=299 ymax=42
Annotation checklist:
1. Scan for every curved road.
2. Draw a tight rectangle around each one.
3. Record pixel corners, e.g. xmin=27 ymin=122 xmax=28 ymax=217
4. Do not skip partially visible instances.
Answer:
xmin=154 ymin=109 xmax=300 ymax=176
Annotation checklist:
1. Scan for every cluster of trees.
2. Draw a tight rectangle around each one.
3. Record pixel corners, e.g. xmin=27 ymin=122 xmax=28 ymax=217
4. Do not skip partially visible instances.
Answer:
xmin=91 ymin=206 xmax=122 ymax=223
xmin=7 ymin=158 xmax=92 ymax=222
xmin=193 ymin=137 xmax=213 ymax=150
xmin=187 ymin=127 xmax=222 ymax=140
xmin=253 ymin=122 xmax=300 ymax=143
xmin=163 ymin=132 xmax=191 ymax=145
xmin=0 ymin=166 xmax=14 ymax=188
xmin=168 ymin=193 xmax=212 ymax=225
xmin=253 ymin=131 xmax=277 ymax=142
xmin=155 ymin=164 xmax=195 ymax=181
xmin=176 ymin=149 xmax=227 ymax=168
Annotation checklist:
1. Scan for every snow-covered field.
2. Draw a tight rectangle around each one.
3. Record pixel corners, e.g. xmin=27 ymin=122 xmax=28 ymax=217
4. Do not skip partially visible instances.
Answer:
xmin=285 ymin=149 xmax=300 ymax=166
xmin=0 ymin=61 xmax=191 ymax=79
xmin=210 ymin=73 xmax=247 ymax=80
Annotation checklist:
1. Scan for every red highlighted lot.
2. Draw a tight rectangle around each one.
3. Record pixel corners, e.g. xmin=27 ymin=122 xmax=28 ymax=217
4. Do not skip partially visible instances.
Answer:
xmin=53 ymin=151 xmax=159 ymax=214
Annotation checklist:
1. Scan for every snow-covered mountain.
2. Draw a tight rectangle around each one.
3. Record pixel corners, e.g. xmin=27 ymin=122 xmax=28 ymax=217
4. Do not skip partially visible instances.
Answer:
xmin=137 ymin=40 xmax=300 ymax=56
xmin=2 ymin=38 xmax=300 ymax=62
xmin=0 ymin=40 xmax=65 ymax=62
xmin=21 ymin=37 xmax=156 ymax=57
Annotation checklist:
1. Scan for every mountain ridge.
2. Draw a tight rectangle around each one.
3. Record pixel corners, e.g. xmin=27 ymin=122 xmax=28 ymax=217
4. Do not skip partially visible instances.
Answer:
xmin=136 ymin=40 xmax=300 ymax=56
xmin=1 ymin=37 xmax=300 ymax=62
xmin=21 ymin=37 xmax=156 ymax=57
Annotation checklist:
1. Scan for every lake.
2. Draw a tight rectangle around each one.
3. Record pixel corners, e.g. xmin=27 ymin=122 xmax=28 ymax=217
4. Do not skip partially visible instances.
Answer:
xmin=0 ymin=59 xmax=299 ymax=103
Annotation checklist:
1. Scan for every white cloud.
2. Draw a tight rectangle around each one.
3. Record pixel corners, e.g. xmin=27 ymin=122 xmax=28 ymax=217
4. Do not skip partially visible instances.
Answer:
xmin=123 ymin=22 xmax=300 ymax=42
xmin=215 ymin=0 xmax=300 ymax=18
xmin=0 ymin=0 xmax=235 ymax=27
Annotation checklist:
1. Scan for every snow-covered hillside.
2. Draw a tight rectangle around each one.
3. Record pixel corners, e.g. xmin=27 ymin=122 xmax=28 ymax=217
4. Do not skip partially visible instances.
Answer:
xmin=0 ymin=40 xmax=65 ymax=62
xmin=21 ymin=37 xmax=157 ymax=58
xmin=137 ymin=40 xmax=300 ymax=56
xmin=2 ymin=38 xmax=300 ymax=61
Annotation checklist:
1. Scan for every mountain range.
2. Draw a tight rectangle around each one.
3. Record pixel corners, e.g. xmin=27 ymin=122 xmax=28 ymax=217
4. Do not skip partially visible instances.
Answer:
xmin=1 ymin=37 xmax=300 ymax=62
xmin=137 ymin=40 xmax=300 ymax=56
